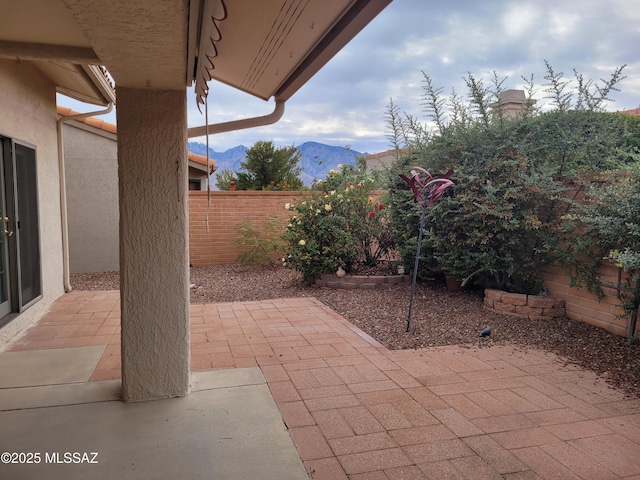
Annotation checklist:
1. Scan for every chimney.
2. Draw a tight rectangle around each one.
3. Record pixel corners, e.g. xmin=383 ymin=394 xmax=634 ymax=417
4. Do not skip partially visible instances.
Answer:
xmin=492 ymin=89 xmax=536 ymax=118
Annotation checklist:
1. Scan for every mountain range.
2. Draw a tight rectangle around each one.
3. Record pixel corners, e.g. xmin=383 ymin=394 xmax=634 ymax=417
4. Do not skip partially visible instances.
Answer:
xmin=187 ymin=141 xmax=365 ymax=187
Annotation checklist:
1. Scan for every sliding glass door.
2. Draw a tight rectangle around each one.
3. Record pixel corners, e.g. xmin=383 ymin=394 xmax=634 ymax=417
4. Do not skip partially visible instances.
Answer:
xmin=0 ymin=142 xmax=11 ymax=318
xmin=0 ymin=136 xmax=42 ymax=322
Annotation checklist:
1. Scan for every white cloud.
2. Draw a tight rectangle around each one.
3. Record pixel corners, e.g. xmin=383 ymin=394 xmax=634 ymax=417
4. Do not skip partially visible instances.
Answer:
xmin=501 ymin=3 xmax=541 ymax=38
xmin=548 ymin=10 xmax=581 ymax=40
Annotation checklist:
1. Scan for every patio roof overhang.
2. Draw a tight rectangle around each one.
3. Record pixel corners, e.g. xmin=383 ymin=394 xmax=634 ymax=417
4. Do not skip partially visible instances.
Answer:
xmin=0 ymin=0 xmax=391 ymax=108
xmin=188 ymin=0 xmax=392 ymax=106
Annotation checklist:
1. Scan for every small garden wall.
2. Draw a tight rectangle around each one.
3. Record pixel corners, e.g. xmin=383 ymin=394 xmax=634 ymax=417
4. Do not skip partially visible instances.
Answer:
xmin=541 ymin=262 xmax=628 ymax=336
xmin=484 ymin=289 xmax=565 ymax=320
xmin=485 ymin=263 xmax=629 ymax=336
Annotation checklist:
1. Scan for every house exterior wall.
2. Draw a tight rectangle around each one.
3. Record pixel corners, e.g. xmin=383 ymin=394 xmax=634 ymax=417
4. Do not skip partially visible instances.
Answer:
xmin=63 ymin=122 xmax=119 ymax=273
xmin=62 ymin=122 xmax=212 ymax=272
xmin=364 ymin=149 xmax=403 ymax=171
xmin=187 ymin=166 xmax=208 ymax=191
xmin=0 ymin=59 xmax=65 ymax=346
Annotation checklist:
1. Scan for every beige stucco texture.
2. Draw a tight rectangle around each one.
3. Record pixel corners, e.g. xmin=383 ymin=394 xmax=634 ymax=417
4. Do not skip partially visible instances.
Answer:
xmin=0 ymin=59 xmax=65 ymax=346
xmin=64 ymin=122 xmax=119 ymax=273
xmin=117 ymin=87 xmax=190 ymax=401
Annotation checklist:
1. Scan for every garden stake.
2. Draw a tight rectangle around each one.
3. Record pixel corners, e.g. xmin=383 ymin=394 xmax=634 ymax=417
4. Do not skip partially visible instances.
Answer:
xmin=400 ymin=167 xmax=454 ymax=334
xmin=406 ymin=198 xmax=427 ymax=332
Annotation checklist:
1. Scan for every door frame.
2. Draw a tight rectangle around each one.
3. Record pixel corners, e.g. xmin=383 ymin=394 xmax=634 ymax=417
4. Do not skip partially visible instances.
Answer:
xmin=0 ymin=135 xmax=43 ymax=324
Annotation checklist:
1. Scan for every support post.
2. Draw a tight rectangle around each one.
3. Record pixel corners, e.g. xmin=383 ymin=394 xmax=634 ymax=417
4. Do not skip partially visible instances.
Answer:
xmin=117 ymin=87 xmax=190 ymax=401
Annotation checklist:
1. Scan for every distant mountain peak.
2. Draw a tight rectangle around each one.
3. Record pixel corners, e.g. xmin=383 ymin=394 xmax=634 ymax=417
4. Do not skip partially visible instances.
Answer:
xmin=187 ymin=141 xmax=363 ymax=188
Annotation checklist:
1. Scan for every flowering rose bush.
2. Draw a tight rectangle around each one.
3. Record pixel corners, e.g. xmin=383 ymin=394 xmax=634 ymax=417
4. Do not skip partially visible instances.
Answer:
xmin=282 ymin=162 xmax=395 ymax=279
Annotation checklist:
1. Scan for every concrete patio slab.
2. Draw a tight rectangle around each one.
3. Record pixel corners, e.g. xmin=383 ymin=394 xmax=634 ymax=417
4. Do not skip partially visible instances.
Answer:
xmin=0 ymin=368 xmax=307 ymax=480
xmin=191 ymin=366 xmax=265 ymax=391
xmin=4 ymin=291 xmax=640 ymax=479
xmin=0 ymin=346 xmax=105 ymax=388
xmin=0 ymin=380 xmax=121 ymax=411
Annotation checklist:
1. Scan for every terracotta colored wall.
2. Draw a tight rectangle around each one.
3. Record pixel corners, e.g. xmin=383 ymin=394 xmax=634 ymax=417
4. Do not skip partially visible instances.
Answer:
xmin=188 ymin=191 xmax=306 ymax=266
xmin=541 ymin=262 xmax=629 ymax=337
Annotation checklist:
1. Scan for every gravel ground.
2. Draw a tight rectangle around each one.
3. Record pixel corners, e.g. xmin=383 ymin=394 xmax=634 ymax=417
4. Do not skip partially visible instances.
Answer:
xmin=71 ymin=264 xmax=640 ymax=397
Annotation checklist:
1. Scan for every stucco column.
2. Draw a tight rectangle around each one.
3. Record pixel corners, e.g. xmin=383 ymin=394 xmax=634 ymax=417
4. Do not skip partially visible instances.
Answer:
xmin=117 ymin=87 xmax=190 ymax=402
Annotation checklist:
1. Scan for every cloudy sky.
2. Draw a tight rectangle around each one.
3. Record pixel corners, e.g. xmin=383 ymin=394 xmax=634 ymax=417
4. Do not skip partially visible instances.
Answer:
xmin=60 ymin=0 xmax=640 ymax=155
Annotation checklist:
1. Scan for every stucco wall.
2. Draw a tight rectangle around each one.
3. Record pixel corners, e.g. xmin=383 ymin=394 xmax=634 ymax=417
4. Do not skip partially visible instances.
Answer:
xmin=0 ymin=59 xmax=65 ymax=347
xmin=63 ymin=122 xmax=119 ymax=272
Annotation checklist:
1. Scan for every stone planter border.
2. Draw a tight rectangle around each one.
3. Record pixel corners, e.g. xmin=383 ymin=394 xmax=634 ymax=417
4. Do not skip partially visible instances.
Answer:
xmin=314 ymin=273 xmax=409 ymax=290
xmin=484 ymin=288 xmax=565 ymax=320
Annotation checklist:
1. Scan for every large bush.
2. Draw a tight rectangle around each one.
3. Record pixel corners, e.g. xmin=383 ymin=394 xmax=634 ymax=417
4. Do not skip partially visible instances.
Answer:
xmin=385 ymin=64 xmax=635 ymax=294
xmin=282 ymin=162 xmax=395 ymax=279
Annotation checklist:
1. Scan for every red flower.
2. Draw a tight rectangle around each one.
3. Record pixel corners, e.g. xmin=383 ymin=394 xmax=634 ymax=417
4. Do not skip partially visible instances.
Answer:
xmin=369 ymin=211 xmax=376 ymax=218
xmin=378 ymin=204 xmax=384 ymax=210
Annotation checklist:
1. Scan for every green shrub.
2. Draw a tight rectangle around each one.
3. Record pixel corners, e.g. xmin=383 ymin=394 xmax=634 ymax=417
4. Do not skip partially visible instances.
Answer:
xmin=558 ymin=163 xmax=640 ymax=337
xmin=235 ymin=217 xmax=285 ymax=265
xmin=282 ymin=163 xmax=395 ymax=279
xmin=424 ymin=136 xmax=567 ymax=293
xmin=384 ymin=63 xmax=633 ymax=294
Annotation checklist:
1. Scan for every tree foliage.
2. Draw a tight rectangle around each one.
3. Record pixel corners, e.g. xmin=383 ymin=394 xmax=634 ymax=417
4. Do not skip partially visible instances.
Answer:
xmin=215 ymin=168 xmax=236 ymax=190
xmin=236 ymin=140 xmax=303 ymax=190
xmin=235 ymin=217 xmax=285 ymax=265
xmin=215 ymin=140 xmax=304 ymax=190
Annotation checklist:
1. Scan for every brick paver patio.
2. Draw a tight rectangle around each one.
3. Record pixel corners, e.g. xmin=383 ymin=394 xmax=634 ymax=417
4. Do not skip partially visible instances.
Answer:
xmin=7 ymin=290 xmax=640 ymax=479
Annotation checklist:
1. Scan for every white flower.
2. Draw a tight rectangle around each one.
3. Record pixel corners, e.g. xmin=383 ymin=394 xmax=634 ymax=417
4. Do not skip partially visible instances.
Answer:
xmin=337 ymin=164 xmax=343 ymax=169
xmin=324 ymin=204 xmax=332 ymax=212
xmin=299 ymin=239 xmax=306 ymax=246
xmin=284 ymin=203 xmax=291 ymax=210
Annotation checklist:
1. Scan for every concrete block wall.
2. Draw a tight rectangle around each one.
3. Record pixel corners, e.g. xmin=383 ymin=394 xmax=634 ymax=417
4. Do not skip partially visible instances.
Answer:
xmin=188 ymin=190 xmax=305 ymax=266
xmin=541 ymin=262 xmax=629 ymax=336
xmin=188 ymin=190 xmax=384 ymax=266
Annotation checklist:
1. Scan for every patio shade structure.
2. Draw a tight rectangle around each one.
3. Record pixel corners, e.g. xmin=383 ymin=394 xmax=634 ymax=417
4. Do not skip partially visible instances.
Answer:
xmin=0 ymin=0 xmax=393 ymax=401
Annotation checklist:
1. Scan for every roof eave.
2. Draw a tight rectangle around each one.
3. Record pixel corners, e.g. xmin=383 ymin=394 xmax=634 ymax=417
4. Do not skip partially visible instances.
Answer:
xmin=188 ymin=0 xmax=391 ymax=104
xmin=275 ymin=0 xmax=391 ymax=101
xmin=81 ymin=65 xmax=116 ymax=106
